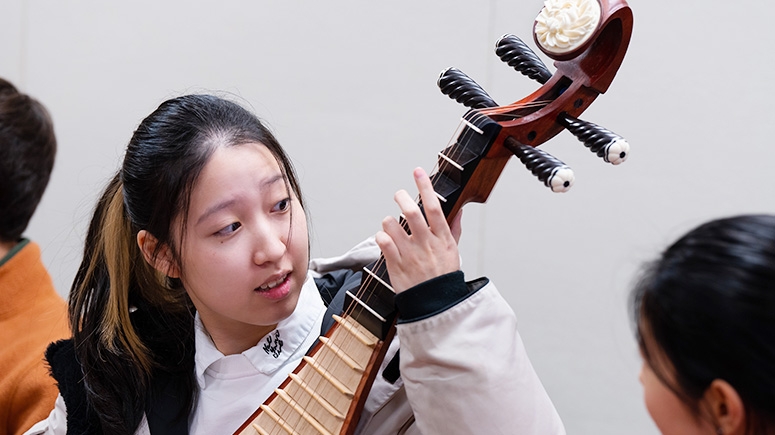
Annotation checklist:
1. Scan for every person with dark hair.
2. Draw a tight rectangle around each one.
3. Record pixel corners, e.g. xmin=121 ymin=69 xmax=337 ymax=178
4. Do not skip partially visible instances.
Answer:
xmin=25 ymin=94 xmax=564 ymax=435
xmin=632 ymin=214 xmax=775 ymax=435
xmin=0 ymin=77 xmax=70 ymax=434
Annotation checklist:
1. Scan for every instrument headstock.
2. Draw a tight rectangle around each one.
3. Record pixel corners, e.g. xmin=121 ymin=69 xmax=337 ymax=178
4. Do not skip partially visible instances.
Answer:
xmin=434 ymin=0 xmax=633 ymax=220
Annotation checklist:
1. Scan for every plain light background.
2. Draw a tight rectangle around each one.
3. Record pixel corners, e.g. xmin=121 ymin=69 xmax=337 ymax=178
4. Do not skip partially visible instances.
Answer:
xmin=2 ymin=1 xmax=773 ymax=433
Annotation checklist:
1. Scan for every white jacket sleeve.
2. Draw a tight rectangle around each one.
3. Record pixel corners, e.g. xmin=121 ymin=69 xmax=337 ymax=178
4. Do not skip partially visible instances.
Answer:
xmin=396 ymin=279 xmax=566 ymax=435
xmin=311 ymin=239 xmax=565 ymax=434
xmin=22 ymin=394 xmax=67 ymax=435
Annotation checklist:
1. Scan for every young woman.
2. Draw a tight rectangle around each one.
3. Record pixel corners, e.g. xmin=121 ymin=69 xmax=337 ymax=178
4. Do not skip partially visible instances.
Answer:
xmin=632 ymin=214 xmax=775 ymax=435
xmin=26 ymin=94 xmax=564 ymax=435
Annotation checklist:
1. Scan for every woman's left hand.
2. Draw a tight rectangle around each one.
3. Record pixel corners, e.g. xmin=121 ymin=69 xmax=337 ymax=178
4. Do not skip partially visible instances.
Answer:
xmin=375 ymin=167 xmax=462 ymax=293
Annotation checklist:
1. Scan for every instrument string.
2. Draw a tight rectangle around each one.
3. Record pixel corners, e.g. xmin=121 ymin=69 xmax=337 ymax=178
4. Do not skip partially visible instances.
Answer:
xmin=258 ymin=75 xmax=555 ymax=435
xmin=273 ymin=99 xmax=547 ymax=434
xmin=262 ymin=66 xmax=552 ymax=435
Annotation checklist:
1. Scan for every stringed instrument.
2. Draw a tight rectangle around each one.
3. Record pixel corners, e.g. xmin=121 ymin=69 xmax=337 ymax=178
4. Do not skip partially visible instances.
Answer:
xmin=236 ymin=0 xmax=633 ymax=433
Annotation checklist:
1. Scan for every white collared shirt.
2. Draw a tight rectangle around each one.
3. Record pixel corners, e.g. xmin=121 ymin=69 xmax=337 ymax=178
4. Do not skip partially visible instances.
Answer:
xmin=25 ymin=273 xmax=326 ymax=435
xmin=190 ymin=272 xmax=326 ymax=434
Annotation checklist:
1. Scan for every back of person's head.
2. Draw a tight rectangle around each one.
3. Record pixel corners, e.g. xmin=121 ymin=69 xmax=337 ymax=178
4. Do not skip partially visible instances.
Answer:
xmin=0 ymin=78 xmax=56 ymax=244
xmin=70 ymin=94 xmax=302 ymax=434
xmin=632 ymin=214 xmax=775 ymax=433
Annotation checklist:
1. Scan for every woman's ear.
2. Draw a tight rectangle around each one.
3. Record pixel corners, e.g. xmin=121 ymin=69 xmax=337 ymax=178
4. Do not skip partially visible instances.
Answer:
xmin=137 ymin=230 xmax=180 ymax=278
xmin=704 ymin=379 xmax=745 ymax=435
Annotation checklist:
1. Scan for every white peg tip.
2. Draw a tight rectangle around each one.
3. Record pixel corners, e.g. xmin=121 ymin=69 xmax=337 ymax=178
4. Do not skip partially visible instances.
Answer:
xmin=605 ymin=138 xmax=630 ymax=165
xmin=548 ymin=166 xmax=575 ymax=192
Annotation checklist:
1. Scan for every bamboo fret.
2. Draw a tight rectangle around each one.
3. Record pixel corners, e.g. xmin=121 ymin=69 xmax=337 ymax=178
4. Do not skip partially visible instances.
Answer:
xmin=237 ymin=315 xmax=382 ymax=435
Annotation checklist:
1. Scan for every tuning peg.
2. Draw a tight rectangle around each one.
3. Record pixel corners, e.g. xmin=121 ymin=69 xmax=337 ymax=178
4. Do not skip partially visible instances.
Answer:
xmin=557 ymin=113 xmax=629 ymax=165
xmin=505 ymin=138 xmax=574 ymax=192
xmin=495 ymin=34 xmax=552 ymax=85
xmin=437 ymin=67 xmax=498 ymax=109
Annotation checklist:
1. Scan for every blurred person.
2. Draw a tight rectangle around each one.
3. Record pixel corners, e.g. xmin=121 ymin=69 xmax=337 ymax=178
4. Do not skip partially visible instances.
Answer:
xmin=632 ymin=214 xmax=775 ymax=435
xmin=0 ymin=78 xmax=70 ymax=434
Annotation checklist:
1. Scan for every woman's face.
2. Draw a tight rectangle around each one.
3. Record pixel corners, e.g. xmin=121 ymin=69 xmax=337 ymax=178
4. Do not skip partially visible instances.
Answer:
xmin=174 ymin=142 xmax=309 ymax=354
xmin=639 ymin=331 xmax=717 ymax=435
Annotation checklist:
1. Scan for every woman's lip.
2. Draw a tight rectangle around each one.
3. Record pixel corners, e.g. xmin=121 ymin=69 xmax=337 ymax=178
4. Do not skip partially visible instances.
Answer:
xmin=257 ymin=272 xmax=290 ymax=290
xmin=254 ymin=274 xmax=292 ymax=300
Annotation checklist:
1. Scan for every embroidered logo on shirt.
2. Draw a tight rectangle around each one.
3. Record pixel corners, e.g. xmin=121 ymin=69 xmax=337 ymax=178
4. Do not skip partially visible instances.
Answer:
xmin=263 ymin=330 xmax=283 ymax=358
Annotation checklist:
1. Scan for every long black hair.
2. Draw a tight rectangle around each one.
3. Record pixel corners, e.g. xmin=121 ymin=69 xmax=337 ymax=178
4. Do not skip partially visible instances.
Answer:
xmin=69 ymin=94 xmax=303 ymax=433
xmin=631 ymin=214 xmax=775 ymax=433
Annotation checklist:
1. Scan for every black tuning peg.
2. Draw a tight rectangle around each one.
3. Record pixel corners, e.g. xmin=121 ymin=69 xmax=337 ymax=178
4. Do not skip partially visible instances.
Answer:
xmin=557 ymin=113 xmax=629 ymax=165
xmin=505 ymin=138 xmax=574 ymax=192
xmin=495 ymin=34 xmax=552 ymax=85
xmin=437 ymin=67 xmax=498 ymax=109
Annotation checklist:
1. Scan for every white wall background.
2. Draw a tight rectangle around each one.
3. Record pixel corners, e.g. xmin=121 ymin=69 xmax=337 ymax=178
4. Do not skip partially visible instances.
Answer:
xmin=2 ymin=1 xmax=774 ymax=433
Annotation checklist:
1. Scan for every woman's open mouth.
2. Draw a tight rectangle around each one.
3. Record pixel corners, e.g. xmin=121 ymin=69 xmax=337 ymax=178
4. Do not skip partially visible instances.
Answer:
xmin=255 ymin=273 xmax=292 ymax=300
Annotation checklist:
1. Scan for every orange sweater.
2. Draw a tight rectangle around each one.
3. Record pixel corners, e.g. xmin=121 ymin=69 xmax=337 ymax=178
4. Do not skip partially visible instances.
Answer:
xmin=0 ymin=241 xmax=70 ymax=435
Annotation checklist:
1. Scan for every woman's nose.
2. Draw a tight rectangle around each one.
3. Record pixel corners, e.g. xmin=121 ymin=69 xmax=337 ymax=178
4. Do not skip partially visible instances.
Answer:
xmin=252 ymin=225 xmax=286 ymax=265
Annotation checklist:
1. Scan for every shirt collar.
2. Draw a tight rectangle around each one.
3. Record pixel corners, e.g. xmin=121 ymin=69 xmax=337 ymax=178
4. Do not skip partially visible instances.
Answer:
xmin=0 ymin=238 xmax=29 ymax=268
xmin=194 ymin=272 xmax=325 ymax=388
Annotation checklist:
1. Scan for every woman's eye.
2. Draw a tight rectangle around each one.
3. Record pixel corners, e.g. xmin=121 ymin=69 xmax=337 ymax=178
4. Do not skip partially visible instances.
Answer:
xmin=216 ymin=222 xmax=241 ymax=236
xmin=273 ymin=198 xmax=291 ymax=212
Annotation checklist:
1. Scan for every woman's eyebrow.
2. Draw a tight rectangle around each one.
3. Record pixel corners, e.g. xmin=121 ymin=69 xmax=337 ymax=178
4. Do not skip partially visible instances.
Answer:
xmin=196 ymin=199 xmax=237 ymax=226
xmin=261 ymin=173 xmax=284 ymax=188
xmin=195 ymin=173 xmax=285 ymax=226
